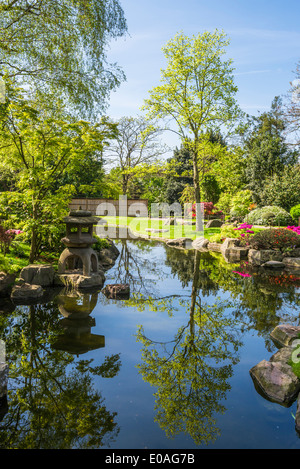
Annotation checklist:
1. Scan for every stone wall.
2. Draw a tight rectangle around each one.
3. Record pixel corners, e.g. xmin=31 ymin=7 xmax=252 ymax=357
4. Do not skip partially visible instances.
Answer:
xmin=69 ymin=198 xmax=148 ymax=217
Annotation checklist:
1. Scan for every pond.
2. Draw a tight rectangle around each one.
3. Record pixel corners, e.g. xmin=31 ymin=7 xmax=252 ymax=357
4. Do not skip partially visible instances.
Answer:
xmin=1 ymin=238 xmax=300 ymax=449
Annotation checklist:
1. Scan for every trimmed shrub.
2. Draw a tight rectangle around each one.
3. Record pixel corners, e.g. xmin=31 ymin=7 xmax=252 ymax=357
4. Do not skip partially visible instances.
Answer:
xmin=249 ymin=228 xmax=300 ymax=251
xmin=290 ymin=204 xmax=300 ymax=222
xmin=245 ymin=206 xmax=292 ymax=226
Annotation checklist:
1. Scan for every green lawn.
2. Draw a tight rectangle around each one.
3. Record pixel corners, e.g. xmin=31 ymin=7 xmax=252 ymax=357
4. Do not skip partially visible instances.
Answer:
xmin=98 ymin=216 xmax=220 ymax=241
xmin=0 ymin=242 xmax=31 ymax=274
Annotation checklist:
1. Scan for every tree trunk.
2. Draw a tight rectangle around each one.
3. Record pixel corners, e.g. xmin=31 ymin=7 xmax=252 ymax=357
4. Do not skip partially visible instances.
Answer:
xmin=29 ymin=229 xmax=38 ymax=263
xmin=29 ymin=205 xmax=39 ymax=263
xmin=122 ymin=173 xmax=129 ymax=195
xmin=192 ymin=149 xmax=202 ymax=232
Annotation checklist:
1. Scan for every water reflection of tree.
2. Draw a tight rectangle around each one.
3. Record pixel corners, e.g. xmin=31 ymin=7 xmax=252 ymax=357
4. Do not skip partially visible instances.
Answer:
xmin=165 ymin=244 xmax=300 ymax=348
xmin=0 ymin=303 xmax=120 ymax=449
xmin=164 ymin=245 xmax=219 ymax=295
xmin=136 ymin=250 xmax=242 ymax=446
xmin=111 ymin=239 xmax=166 ymax=296
xmin=205 ymin=252 xmax=300 ymax=346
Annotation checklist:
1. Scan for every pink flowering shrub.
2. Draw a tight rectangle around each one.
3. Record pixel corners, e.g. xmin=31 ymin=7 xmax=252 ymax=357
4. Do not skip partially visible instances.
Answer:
xmin=233 ymin=223 xmax=255 ymax=246
xmin=286 ymin=226 xmax=300 ymax=235
xmin=0 ymin=226 xmax=24 ymax=255
xmin=188 ymin=202 xmax=223 ymax=219
xmin=249 ymin=228 xmax=300 ymax=251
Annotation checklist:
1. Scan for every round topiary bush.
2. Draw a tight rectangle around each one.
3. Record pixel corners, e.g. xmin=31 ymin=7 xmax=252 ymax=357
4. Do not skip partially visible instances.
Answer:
xmin=290 ymin=204 xmax=300 ymax=222
xmin=249 ymin=228 xmax=300 ymax=251
xmin=245 ymin=206 xmax=292 ymax=226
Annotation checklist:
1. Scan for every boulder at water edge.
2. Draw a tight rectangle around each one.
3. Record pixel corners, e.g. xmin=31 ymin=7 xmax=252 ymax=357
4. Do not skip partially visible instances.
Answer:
xmin=11 ymin=283 xmax=44 ymax=302
xmin=249 ymin=359 xmax=300 ymax=406
xmin=0 ymin=272 xmax=16 ymax=297
xmin=102 ymin=283 xmax=130 ymax=300
xmin=19 ymin=264 xmax=55 ymax=287
xmin=270 ymin=324 xmax=300 ymax=347
xmin=192 ymin=237 xmax=209 ymax=250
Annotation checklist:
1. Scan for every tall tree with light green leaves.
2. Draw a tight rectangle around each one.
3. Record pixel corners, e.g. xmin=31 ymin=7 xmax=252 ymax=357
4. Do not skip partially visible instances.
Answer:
xmin=0 ymin=0 xmax=127 ymax=118
xmin=143 ymin=30 xmax=242 ymax=230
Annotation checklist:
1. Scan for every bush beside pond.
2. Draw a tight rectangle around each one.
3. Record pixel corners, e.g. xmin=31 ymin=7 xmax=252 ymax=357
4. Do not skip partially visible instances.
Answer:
xmin=249 ymin=228 xmax=300 ymax=251
xmin=245 ymin=206 xmax=292 ymax=226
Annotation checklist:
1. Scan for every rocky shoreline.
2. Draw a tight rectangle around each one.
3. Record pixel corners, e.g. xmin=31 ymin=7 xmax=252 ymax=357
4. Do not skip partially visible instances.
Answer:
xmin=250 ymin=324 xmax=300 ymax=433
xmin=0 ymin=238 xmax=120 ymax=304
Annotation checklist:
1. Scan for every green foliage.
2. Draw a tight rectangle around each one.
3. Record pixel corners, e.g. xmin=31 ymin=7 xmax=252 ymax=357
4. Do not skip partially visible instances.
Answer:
xmin=201 ymin=174 xmax=221 ymax=204
xmin=0 ymin=0 xmax=127 ymax=118
xmin=230 ymin=190 xmax=253 ymax=218
xmin=163 ymin=145 xmax=193 ymax=204
xmin=259 ymin=166 xmax=300 ymax=212
xmin=211 ymin=146 xmax=247 ymax=196
xmin=290 ymin=204 xmax=300 ymax=221
xmin=209 ymin=224 xmax=241 ymax=243
xmin=215 ymin=192 xmax=232 ymax=214
xmin=0 ymin=82 xmax=117 ymax=261
xmin=249 ymin=228 xmax=300 ymax=251
xmin=92 ymin=235 xmax=110 ymax=251
xmin=143 ymin=29 xmax=242 ymax=231
xmin=244 ymin=97 xmax=298 ymax=204
xmin=0 ymin=241 xmax=30 ymax=273
xmin=246 ymin=205 xmax=292 ymax=226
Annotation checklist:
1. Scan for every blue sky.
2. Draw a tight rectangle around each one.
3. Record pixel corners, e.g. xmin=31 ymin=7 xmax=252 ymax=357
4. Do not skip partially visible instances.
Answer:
xmin=106 ymin=0 xmax=300 ymax=150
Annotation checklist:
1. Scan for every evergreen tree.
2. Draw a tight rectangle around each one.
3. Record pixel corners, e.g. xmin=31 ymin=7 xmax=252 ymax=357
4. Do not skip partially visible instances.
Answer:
xmin=163 ymin=145 xmax=193 ymax=204
xmin=244 ymin=97 xmax=298 ymax=204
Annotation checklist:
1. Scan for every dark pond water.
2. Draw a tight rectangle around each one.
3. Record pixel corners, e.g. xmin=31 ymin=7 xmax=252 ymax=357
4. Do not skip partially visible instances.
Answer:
xmin=1 ymin=238 xmax=300 ymax=449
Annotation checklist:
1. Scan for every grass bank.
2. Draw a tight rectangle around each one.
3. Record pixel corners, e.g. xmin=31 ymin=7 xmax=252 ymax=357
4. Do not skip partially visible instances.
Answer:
xmin=98 ymin=216 xmax=221 ymax=241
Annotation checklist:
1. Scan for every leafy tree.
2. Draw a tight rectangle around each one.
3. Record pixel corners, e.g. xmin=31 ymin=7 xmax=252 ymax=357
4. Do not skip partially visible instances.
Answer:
xmin=258 ymin=164 xmax=300 ymax=211
xmin=104 ymin=116 xmax=167 ymax=195
xmin=283 ymin=61 xmax=300 ymax=147
xmin=244 ymin=96 xmax=298 ymax=204
xmin=143 ymin=30 xmax=241 ymax=230
xmin=211 ymin=146 xmax=247 ymax=197
xmin=0 ymin=83 xmax=117 ymax=262
xmin=0 ymin=0 xmax=127 ymax=118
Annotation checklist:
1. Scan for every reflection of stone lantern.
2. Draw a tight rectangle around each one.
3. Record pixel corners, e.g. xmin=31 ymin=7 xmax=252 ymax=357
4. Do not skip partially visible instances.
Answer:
xmin=57 ymin=210 xmax=105 ymax=288
xmin=52 ymin=290 xmax=105 ymax=355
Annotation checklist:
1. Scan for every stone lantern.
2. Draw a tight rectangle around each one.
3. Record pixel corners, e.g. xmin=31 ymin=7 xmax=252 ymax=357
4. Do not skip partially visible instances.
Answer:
xmin=57 ymin=209 xmax=104 ymax=288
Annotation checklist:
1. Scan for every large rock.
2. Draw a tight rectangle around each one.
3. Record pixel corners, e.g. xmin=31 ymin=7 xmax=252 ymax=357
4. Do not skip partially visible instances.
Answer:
xmin=261 ymin=260 xmax=285 ymax=269
xmin=166 ymin=238 xmax=193 ymax=247
xmin=54 ymin=272 xmax=105 ymax=289
xmin=220 ymin=238 xmax=248 ymax=261
xmin=222 ymin=247 xmax=249 ymax=262
xmin=11 ymin=283 xmax=44 ymax=302
xmin=248 ymin=249 xmax=283 ymax=266
xmin=270 ymin=324 xmax=300 ymax=347
xmin=102 ymin=283 xmax=130 ymax=300
xmin=192 ymin=237 xmax=209 ymax=250
xmin=283 ymin=248 xmax=300 ymax=258
xmin=249 ymin=359 xmax=300 ymax=406
xmin=19 ymin=264 xmax=55 ymax=286
xmin=220 ymin=238 xmax=240 ymax=250
xmin=205 ymin=219 xmax=223 ymax=228
xmin=283 ymin=258 xmax=300 ymax=268
xmin=0 ymin=272 xmax=16 ymax=297
xmin=207 ymin=242 xmax=222 ymax=252
xmin=270 ymin=347 xmax=294 ymax=364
